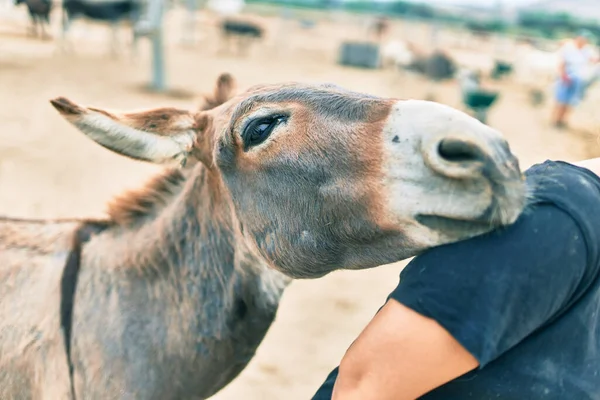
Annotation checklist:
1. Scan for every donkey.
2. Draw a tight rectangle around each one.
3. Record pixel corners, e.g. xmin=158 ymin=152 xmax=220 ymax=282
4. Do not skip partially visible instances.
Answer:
xmin=58 ymin=0 xmax=141 ymax=56
xmin=196 ymin=72 xmax=237 ymax=111
xmin=14 ymin=0 xmax=52 ymax=38
xmin=369 ymin=16 xmax=389 ymax=43
xmin=0 ymin=73 xmax=527 ymax=399
xmin=219 ymin=18 xmax=264 ymax=56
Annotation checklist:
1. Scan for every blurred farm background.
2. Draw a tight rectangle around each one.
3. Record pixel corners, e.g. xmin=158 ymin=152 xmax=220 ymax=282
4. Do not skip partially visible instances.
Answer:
xmin=1 ymin=0 xmax=600 ymax=398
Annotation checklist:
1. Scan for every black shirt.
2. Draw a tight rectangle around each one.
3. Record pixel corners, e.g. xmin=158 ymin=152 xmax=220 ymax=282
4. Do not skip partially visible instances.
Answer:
xmin=312 ymin=160 xmax=600 ymax=400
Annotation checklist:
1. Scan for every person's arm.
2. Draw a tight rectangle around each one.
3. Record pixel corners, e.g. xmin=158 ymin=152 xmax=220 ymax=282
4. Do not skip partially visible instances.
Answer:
xmin=557 ymin=45 xmax=571 ymax=82
xmin=559 ymin=59 xmax=570 ymax=82
xmin=585 ymin=46 xmax=599 ymax=63
xmin=332 ymin=300 xmax=477 ymax=400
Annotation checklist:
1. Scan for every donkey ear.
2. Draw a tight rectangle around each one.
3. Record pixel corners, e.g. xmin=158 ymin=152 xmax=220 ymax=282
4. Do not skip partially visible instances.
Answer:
xmin=197 ymin=72 xmax=237 ymax=111
xmin=50 ymin=97 xmax=197 ymax=167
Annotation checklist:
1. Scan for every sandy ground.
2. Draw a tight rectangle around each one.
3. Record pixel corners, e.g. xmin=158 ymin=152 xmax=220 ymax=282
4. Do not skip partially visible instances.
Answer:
xmin=1 ymin=5 xmax=600 ymax=399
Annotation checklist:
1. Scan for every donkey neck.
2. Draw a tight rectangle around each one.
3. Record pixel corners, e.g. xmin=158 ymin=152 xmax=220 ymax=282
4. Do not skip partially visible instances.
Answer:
xmin=71 ymin=164 xmax=290 ymax=399
xmin=88 ymin=163 xmax=288 ymax=314
xmin=101 ymin=164 xmax=236 ymax=278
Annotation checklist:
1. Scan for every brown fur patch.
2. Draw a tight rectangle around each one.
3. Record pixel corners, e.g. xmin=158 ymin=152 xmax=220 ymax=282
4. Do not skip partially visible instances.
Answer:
xmin=123 ymin=108 xmax=192 ymax=134
xmin=87 ymin=107 xmax=118 ymax=119
xmin=50 ymin=97 xmax=86 ymax=116
xmin=199 ymin=73 xmax=237 ymax=111
xmin=106 ymin=169 xmax=186 ymax=226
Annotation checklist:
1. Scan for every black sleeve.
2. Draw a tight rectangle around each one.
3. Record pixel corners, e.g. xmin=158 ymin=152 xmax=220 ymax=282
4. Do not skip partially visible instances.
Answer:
xmin=390 ymin=203 xmax=592 ymax=367
xmin=311 ymin=367 xmax=339 ymax=400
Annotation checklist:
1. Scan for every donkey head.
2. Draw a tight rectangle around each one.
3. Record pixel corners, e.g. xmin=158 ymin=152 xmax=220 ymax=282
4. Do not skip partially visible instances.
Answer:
xmin=50 ymin=74 xmax=526 ymax=279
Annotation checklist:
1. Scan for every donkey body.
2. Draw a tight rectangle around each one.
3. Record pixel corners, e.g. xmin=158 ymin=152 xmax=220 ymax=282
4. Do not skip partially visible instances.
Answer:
xmin=62 ymin=0 xmax=138 ymax=21
xmin=0 ymin=198 xmax=288 ymax=398
xmin=0 ymin=218 xmax=80 ymax=399
xmin=0 ymin=74 xmax=527 ymax=399
xmin=59 ymin=0 xmax=141 ymax=56
xmin=14 ymin=0 xmax=52 ymax=38
xmin=219 ymin=18 xmax=264 ymax=56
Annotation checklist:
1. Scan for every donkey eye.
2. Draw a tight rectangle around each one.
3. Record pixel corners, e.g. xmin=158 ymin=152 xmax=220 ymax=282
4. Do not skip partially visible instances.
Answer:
xmin=242 ymin=115 xmax=287 ymax=151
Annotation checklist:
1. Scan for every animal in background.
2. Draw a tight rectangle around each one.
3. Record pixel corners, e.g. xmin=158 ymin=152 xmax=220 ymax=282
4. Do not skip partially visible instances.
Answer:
xmin=14 ymin=0 xmax=52 ymax=38
xmin=219 ymin=18 xmax=264 ymax=56
xmin=59 ymin=0 xmax=141 ymax=56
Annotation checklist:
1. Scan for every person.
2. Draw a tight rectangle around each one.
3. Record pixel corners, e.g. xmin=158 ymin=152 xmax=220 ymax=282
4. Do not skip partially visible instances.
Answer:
xmin=553 ymin=30 xmax=598 ymax=129
xmin=371 ymin=16 xmax=389 ymax=43
xmin=312 ymin=157 xmax=600 ymax=399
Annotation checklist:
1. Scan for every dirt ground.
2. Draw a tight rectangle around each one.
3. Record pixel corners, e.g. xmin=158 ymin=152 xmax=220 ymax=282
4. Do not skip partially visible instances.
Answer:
xmin=1 ymin=5 xmax=600 ymax=399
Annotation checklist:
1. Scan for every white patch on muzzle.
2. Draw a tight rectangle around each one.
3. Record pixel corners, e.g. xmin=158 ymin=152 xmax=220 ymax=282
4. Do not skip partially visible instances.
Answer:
xmin=379 ymin=100 xmax=510 ymax=243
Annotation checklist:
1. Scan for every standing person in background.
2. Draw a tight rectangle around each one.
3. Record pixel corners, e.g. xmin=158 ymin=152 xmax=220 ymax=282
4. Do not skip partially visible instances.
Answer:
xmin=370 ymin=16 xmax=390 ymax=43
xmin=553 ymin=30 xmax=598 ymax=129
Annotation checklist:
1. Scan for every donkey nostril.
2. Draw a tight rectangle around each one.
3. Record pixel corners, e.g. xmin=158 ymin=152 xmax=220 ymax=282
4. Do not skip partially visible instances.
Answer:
xmin=437 ymin=138 xmax=483 ymax=163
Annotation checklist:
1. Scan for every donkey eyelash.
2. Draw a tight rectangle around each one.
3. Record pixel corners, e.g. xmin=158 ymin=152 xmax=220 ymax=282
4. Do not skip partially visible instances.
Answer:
xmin=240 ymin=114 xmax=289 ymax=151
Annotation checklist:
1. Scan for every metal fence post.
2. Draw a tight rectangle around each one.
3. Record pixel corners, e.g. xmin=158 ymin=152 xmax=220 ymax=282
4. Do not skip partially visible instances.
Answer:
xmin=182 ymin=0 xmax=197 ymax=45
xmin=135 ymin=0 xmax=166 ymax=91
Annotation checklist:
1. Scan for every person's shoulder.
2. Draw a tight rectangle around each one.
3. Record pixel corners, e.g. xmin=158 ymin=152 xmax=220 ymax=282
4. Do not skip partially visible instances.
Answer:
xmin=525 ymin=159 xmax=600 ymax=252
xmin=399 ymin=159 xmax=600 ymax=278
xmin=525 ymin=159 xmax=600 ymax=203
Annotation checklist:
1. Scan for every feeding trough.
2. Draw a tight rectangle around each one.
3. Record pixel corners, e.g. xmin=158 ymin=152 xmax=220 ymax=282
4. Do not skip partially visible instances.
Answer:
xmin=463 ymin=90 xmax=499 ymax=124
xmin=338 ymin=41 xmax=381 ymax=69
xmin=458 ymin=69 xmax=499 ymax=124
xmin=490 ymin=60 xmax=513 ymax=80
